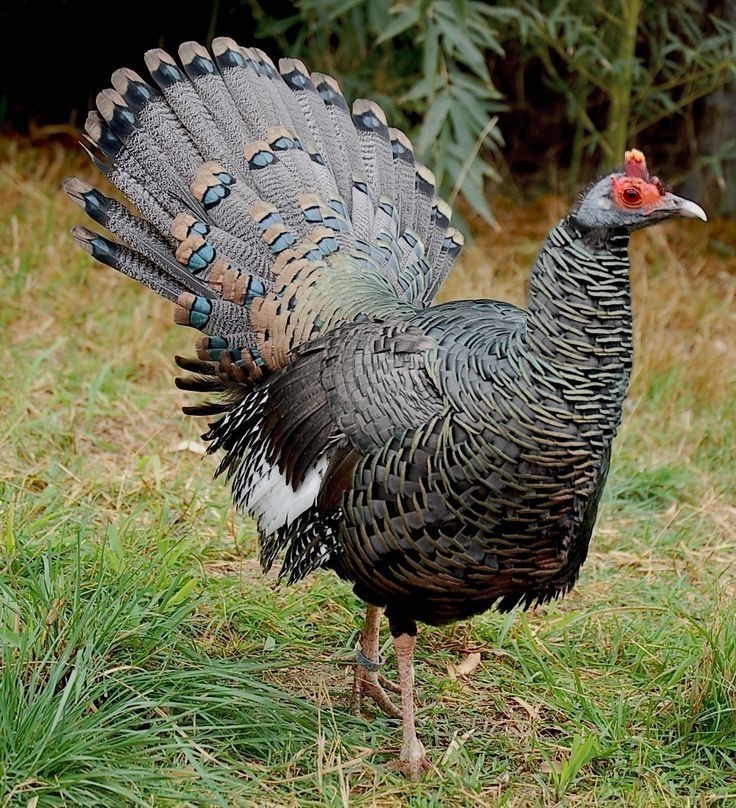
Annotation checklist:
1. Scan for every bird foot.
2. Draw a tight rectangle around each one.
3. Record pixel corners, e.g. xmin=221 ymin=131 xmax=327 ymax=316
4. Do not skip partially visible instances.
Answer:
xmin=399 ymin=736 xmax=430 ymax=781
xmin=351 ymin=663 xmax=401 ymax=718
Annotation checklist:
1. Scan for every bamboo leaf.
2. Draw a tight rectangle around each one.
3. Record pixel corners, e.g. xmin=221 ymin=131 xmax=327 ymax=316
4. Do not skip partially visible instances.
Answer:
xmin=375 ymin=6 xmax=421 ymax=43
xmin=415 ymin=92 xmax=453 ymax=155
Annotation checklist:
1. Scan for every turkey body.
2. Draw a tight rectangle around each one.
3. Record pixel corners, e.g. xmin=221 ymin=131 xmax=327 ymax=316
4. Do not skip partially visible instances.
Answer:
xmin=65 ymin=37 xmax=705 ymax=778
xmin=337 ymin=302 xmax=613 ymax=630
xmin=209 ymin=221 xmax=633 ymax=632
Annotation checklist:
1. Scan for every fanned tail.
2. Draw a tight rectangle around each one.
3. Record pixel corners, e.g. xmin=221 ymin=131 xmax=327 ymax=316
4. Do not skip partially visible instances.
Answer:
xmin=67 ymin=38 xmax=464 ymax=384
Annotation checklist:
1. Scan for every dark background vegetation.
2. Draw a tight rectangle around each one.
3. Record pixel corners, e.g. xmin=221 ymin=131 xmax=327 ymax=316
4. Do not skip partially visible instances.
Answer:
xmin=1 ymin=0 xmax=734 ymax=218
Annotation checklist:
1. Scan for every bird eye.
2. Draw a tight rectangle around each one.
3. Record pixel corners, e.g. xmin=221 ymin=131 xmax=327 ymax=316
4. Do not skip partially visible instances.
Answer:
xmin=621 ymin=186 xmax=643 ymax=206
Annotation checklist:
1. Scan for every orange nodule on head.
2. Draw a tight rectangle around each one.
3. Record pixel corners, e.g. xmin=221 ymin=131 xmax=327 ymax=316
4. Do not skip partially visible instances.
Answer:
xmin=624 ymin=149 xmax=649 ymax=180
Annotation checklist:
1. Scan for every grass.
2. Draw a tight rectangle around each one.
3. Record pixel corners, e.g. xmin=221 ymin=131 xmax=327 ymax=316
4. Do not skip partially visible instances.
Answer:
xmin=1 ymin=138 xmax=734 ymax=805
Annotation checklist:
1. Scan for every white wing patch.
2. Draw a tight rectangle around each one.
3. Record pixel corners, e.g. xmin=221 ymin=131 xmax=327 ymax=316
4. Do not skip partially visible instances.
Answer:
xmin=232 ymin=447 xmax=330 ymax=536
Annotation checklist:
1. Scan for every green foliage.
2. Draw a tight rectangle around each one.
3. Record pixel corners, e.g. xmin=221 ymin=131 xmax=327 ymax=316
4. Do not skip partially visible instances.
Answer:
xmin=514 ymin=0 xmax=736 ymax=189
xmin=241 ymin=0 xmax=736 ymax=219
xmin=0 ymin=526 xmax=329 ymax=806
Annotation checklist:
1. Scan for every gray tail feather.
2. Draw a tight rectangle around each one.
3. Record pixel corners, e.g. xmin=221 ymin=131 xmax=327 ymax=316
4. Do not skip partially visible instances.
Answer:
xmin=67 ymin=38 xmax=465 ymax=382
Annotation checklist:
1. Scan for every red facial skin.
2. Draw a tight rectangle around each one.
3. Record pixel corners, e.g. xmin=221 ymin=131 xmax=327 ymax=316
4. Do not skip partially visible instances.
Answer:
xmin=612 ymin=149 xmax=668 ymax=213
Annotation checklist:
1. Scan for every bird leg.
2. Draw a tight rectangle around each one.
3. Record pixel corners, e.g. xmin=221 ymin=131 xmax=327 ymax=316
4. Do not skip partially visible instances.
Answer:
xmin=393 ymin=631 xmax=429 ymax=780
xmin=351 ymin=604 xmax=401 ymax=718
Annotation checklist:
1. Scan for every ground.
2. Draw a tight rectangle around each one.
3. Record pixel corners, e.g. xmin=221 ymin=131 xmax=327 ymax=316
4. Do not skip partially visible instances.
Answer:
xmin=0 ymin=140 xmax=734 ymax=806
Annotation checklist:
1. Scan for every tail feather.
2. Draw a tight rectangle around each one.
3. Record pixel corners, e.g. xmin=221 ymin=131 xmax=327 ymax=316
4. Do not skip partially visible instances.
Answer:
xmin=86 ymin=105 xmax=200 ymax=215
xmin=373 ymin=198 xmax=400 ymax=240
xmin=177 ymin=41 xmax=256 ymax=155
xmin=352 ymin=99 xmax=397 ymax=206
xmin=279 ymin=57 xmax=355 ymax=208
xmin=313 ymin=73 xmax=370 ymax=208
xmin=64 ymin=177 xmax=164 ymax=242
xmin=184 ymin=161 xmax=290 ymax=278
xmin=195 ymin=332 xmax=254 ymax=361
xmin=174 ymin=292 xmax=249 ymax=336
xmin=423 ymin=197 xmax=454 ymax=280
xmin=388 ymin=128 xmax=418 ymax=234
xmin=95 ymin=85 xmax=202 ymax=194
xmin=252 ymin=47 xmax=307 ymax=131
xmin=144 ymin=49 xmax=238 ymax=173
xmin=424 ymin=227 xmax=465 ymax=305
xmin=210 ymin=39 xmax=280 ymax=137
xmin=169 ymin=213 xmax=261 ymax=282
xmin=266 ymin=126 xmax=327 ymax=193
xmin=72 ymin=225 xmax=204 ymax=301
xmin=213 ymin=42 xmax=342 ymax=203
xmin=220 ymin=42 xmax=304 ymax=138
xmin=82 ymin=117 xmax=187 ymax=232
xmin=239 ymin=140 xmax=316 ymax=235
xmin=411 ymin=164 xmax=437 ymax=246
xmin=174 ymin=374 xmax=224 ymax=393
xmin=349 ymin=176 xmax=376 ymax=245
xmin=211 ymin=37 xmax=333 ymax=204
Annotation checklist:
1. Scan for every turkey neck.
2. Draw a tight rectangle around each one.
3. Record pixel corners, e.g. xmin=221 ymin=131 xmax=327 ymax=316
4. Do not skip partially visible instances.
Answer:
xmin=524 ymin=218 xmax=634 ymax=398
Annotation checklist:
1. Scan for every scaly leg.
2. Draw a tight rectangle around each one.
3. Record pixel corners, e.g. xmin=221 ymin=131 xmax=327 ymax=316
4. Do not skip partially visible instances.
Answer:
xmin=351 ymin=604 xmax=401 ymax=718
xmin=394 ymin=631 xmax=429 ymax=780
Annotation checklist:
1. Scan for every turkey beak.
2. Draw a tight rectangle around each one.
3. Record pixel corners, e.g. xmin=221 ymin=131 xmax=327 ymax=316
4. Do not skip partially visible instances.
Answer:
xmin=656 ymin=193 xmax=708 ymax=222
